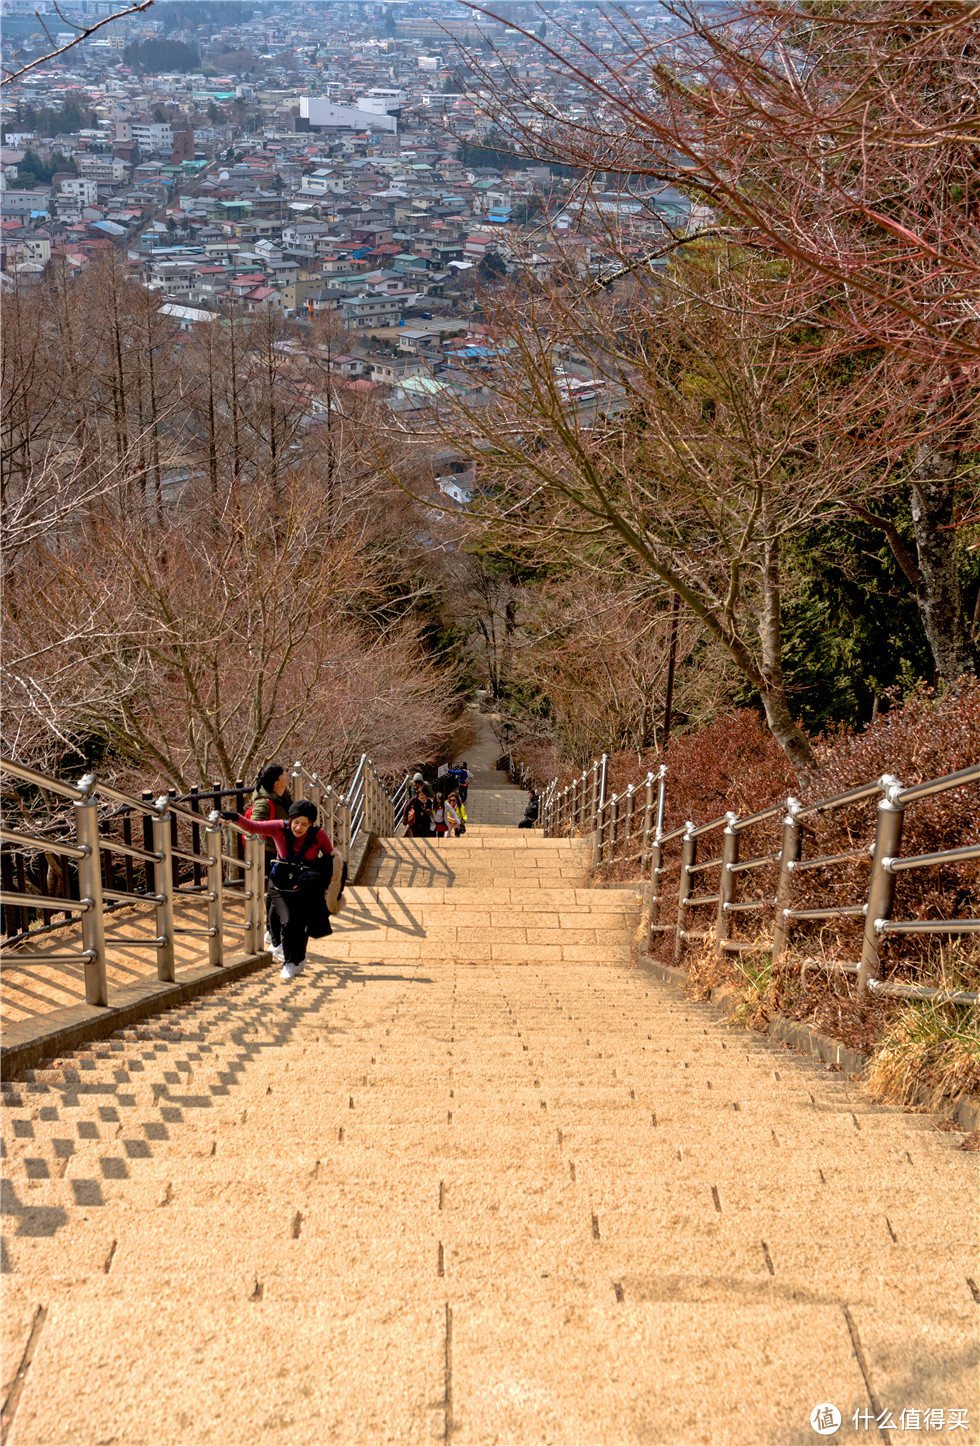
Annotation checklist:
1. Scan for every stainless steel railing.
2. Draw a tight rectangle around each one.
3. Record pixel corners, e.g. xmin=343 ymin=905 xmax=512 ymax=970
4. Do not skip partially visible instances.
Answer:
xmin=1 ymin=750 xmax=404 ymax=1007
xmin=542 ymin=757 xmax=979 ymax=1006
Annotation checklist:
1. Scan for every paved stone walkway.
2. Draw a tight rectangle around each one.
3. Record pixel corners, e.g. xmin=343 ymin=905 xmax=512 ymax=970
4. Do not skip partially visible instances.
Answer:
xmin=1 ymin=732 xmax=977 ymax=1445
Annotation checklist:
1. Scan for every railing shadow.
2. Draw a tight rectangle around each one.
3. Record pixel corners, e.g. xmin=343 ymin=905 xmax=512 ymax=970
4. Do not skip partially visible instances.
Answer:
xmin=1 ymin=958 xmax=434 ymax=1257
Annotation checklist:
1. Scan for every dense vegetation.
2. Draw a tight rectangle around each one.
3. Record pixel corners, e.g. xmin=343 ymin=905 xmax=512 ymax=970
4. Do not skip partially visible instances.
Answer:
xmin=123 ymin=37 xmax=201 ymax=72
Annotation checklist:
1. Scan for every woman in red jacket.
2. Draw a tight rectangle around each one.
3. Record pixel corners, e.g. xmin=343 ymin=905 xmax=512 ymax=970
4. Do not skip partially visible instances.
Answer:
xmin=223 ymin=799 xmax=334 ymax=981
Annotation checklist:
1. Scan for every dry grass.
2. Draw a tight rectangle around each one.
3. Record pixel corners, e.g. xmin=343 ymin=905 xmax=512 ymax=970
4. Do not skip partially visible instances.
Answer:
xmin=864 ymin=953 xmax=980 ymax=1111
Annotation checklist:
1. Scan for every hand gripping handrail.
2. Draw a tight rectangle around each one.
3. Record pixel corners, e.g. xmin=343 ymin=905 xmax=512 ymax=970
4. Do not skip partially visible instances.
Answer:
xmin=1 ymin=748 xmax=407 ymax=1005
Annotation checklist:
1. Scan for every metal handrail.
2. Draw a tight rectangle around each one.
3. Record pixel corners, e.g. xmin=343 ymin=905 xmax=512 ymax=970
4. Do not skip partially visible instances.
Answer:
xmin=731 ymin=803 xmax=784 ymax=832
xmin=0 ymin=891 xmax=90 ymax=913
xmin=797 ymin=780 xmax=883 ymax=817
xmin=790 ymin=847 xmax=872 ymax=873
xmin=0 ymin=827 xmax=87 ymax=860
xmin=689 ymin=814 xmax=728 ymax=840
xmin=898 ymin=763 xmax=980 ymax=805
xmin=540 ymin=750 xmax=978 ymax=1006
xmin=96 ymin=836 xmax=161 ymax=864
xmin=728 ymin=852 xmax=780 ymax=873
xmin=883 ymin=843 xmax=980 ymax=874
xmin=0 ymin=758 xmax=85 ymax=800
xmin=1 ymin=749 xmax=405 ymax=1008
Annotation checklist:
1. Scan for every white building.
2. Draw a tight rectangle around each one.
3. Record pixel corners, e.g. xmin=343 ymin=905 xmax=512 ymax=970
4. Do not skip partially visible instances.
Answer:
xmin=130 ymin=122 xmax=173 ymax=155
xmin=78 ymin=155 xmax=130 ymax=184
xmin=299 ymin=97 xmax=398 ymax=135
xmin=356 ymin=88 xmax=406 ymax=114
xmin=61 ymin=177 xmax=98 ymax=206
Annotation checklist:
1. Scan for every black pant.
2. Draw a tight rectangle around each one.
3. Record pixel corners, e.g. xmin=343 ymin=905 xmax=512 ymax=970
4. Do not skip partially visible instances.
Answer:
xmin=268 ymin=882 xmax=331 ymax=965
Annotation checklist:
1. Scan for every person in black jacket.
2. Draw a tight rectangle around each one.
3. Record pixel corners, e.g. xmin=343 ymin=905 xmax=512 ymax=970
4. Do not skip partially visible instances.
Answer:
xmin=223 ymin=799 xmax=334 ymax=981
xmin=518 ymin=790 xmax=539 ymax=829
xmin=402 ymin=780 xmax=433 ymax=838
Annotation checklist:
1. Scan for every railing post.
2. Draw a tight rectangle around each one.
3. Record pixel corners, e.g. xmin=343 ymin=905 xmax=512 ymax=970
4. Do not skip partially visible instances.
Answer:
xmin=234 ymin=778 xmax=246 ymax=866
xmin=141 ymin=790 xmax=155 ymax=894
xmin=369 ymin=762 xmax=379 ymax=833
xmin=623 ymin=784 xmax=635 ymax=866
xmin=645 ymin=834 xmax=664 ymax=950
xmin=255 ymin=838 xmax=267 ymax=948
xmin=715 ymin=812 xmax=740 ymax=959
xmin=189 ymin=786 xmax=202 ymax=889
xmin=640 ymin=773 xmax=654 ymax=871
xmin=675 ymin=824 xmax=696 ymax=961
xmin=598 ymin=753 xmax=608 ymax=820
xmin=291 ymin=761 xmax=305 ymax=801
xmin=309 ymin=771 xmax=323 ymax=821
xmin=243 ymin=833 xmax=262 ymax=956
xmin=74 ymin=780 xmax=108 ymax=1007
xmin=592 ymin=796 xmax=607 ymax=869
xmin=607 ymin=793 xmax=619 ymax=865
xmin=168 ymin=787 xmax=179 ymax=888
xmin=205 ymin=813 xmax=224 ymax=968
xmin=642 ymin=767 xmax=667 ymax=943
xmin=771 ymin=797 xmax=802 ymax=962
xmin=857 ymin=776 xmax=906 ymax=1001
xmin=151 ymin=794 xmax=175 ymax=983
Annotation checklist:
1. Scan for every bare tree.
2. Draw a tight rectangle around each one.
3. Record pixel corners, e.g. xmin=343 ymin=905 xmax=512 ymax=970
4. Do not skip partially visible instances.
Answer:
xmin=465 ymin=0 xmax=980 ymax=684
xmin=513 ymin=575 xmax=704 ymax=764
xmin=2 ymin=472 xmax=458 ymax=788
xmin=396 ymin=248 xmax=881 ymax=776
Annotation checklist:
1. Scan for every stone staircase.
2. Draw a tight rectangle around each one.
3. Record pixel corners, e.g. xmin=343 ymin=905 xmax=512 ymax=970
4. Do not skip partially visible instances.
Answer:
xmin=2 ymin=767 xmax=976 ymax=1446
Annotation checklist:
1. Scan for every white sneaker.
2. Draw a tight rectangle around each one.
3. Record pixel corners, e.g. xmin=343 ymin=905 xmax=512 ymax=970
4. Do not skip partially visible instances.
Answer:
xmin=270 ymin=943 xmax=284 ymax=963
xmin=280 ymin=961 xmax=297 ymax=981
xmin=293 ymin=959 xmax=306 ymax=974
xmin=264 ymin=930 xmax=274 ymax=948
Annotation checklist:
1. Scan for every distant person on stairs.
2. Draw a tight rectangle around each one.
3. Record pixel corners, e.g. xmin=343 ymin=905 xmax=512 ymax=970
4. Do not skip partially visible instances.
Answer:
xmin=446 ymin=790 xmax=465 ymax=837
xmin=248 ymin=763 xmax=292 ymax=948
xmin=518 ymin=790 xmax=539 ymax=830
xmin=249 ymin=763 xmax=292 ymax=832
xmin=457 ymin=762 xmax=472 ymax=803
xmin=403 ymin=778 xmax=432 ymax=838
xmin=223 ymin=800 xmax=334 ymax=982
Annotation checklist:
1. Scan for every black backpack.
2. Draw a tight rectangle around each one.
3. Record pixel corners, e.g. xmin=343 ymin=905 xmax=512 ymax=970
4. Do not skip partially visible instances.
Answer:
xmin=270 ymin=823 xmax=323 ymax=892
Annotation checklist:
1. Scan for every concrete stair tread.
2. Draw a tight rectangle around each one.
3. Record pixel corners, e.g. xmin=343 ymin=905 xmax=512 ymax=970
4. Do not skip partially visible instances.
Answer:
xmin=3 ymin=714 xmax=975 ymax=1446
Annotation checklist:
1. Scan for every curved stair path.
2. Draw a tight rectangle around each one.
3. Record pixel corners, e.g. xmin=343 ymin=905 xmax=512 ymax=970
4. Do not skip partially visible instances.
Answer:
xmin=1 ymin=759 xmax=977 ymax=1445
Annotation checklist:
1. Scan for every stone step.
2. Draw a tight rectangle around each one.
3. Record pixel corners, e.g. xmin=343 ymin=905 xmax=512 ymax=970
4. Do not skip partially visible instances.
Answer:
xmin=4 ymin=714 xmax=973 ymax=1446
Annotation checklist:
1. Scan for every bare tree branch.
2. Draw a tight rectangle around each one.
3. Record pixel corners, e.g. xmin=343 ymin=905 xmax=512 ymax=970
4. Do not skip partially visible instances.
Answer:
xmin=1 ymin=0 xmax=155 ymax=86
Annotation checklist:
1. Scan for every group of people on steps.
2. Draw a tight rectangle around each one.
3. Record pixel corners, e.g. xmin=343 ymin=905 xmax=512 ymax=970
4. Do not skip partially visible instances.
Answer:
xmin=221 ymin=763 xmax=336 ymax=983
xmin=402 ymin=765 xmax=472 ymax=839
xmin=221 ymin=759 xmax=535 ymax=983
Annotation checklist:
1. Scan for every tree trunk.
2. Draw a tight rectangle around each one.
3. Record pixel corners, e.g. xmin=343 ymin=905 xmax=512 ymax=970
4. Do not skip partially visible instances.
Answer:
xmin=758 ymin=534 xmax=816 ymax=782
xmin=911 ymin=444 xmax=978 ymax=684
xmin=759 ymin=686 xmax=816 ymax=784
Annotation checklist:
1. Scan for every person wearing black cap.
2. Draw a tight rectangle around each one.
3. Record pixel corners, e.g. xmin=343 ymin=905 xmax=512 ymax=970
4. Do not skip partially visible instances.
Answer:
xmin=402 ymin=774 xmax=433 ymax=837
xmin=222 ymin=799 xmax=334 ymax=981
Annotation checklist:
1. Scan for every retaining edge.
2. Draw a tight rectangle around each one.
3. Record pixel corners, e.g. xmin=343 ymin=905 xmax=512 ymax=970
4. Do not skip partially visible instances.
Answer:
xmin=639 ymin=955 xmax=980 ymax=1134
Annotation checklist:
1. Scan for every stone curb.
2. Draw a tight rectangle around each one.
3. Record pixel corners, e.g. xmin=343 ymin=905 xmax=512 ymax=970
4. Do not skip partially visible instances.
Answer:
xmin=1 ymin=833 xmax=379 ymax=1083
xmin=349 ymin=829 xmax=377 ymax=885
xmin=639 ymin=955 xmax=980 ymax=1134
xmin=1 ymin=951 xmax=270 ymax=1082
